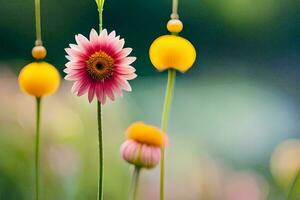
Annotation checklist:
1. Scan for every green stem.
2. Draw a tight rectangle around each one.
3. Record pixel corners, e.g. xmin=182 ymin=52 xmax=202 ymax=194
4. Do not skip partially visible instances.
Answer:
xmin=129 ymin=167 xmax=141 ymax=200
xmin=160 ymin=69 xmax=176 ymax=200
xmin=35 ymin=97 xmax=42 ymax=200
xmin=172 ymin=0 xmax=179 ymax=18
xmin=34 ymin=0 xmax=42 ymax=45
xmin=95 ymin=1 xmax=105 ymax=199
xmin=96 ymin=0 xmax=105 ymax=31
xmin=97 ymin=102 xmax=103 ymax=200
xmin=160 ymin=0 xmax=179 ymax=198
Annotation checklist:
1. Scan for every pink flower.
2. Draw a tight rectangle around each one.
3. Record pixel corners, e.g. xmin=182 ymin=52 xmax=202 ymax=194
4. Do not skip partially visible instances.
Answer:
xmin=121 ymin=140 xmax=161 ymax=169
xmin=64 ymin=29 xmax=137 ymax=104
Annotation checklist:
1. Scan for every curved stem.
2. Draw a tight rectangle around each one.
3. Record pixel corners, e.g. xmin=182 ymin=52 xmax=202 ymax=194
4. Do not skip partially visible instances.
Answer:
xmin=129 ymin=167 xmax=141 ymax=200
xmin=35 ymin=97 xmax=42 ymax=200
xmin=97 ymin=102 xmax=104 ymax=200
xmin=160 ymin=69 xmax=176 ymax=200
xmin=34 ymin=0 xmax=42 ymax=45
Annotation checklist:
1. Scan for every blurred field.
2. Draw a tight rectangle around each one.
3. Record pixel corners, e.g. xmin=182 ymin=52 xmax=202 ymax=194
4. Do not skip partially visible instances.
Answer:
xmin=0 ymin=0 xmax=300 ymax=199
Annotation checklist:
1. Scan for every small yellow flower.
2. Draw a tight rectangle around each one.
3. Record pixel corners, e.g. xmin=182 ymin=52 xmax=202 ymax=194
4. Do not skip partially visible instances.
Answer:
xmin=126 ymin=121 xmax=166 ymax=147
xmin=19 ymin=62 xmax=60 ymax=97
xmin=32 ymin=46 xmax=47 ymax=60
xmin=167 ymin=19 xmax=183 ymax=33
xmin=149 ymin=35 xmax=196 ymax=73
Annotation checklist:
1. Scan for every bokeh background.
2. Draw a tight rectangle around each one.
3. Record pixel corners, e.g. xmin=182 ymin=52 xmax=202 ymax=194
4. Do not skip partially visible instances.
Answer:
xmin=0 ymin=0 xmax=300 ymax=199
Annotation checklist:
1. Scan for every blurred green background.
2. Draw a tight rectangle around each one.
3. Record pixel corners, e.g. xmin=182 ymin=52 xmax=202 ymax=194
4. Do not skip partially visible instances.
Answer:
xmin=0 ymin=0 xmax=300 ymax=199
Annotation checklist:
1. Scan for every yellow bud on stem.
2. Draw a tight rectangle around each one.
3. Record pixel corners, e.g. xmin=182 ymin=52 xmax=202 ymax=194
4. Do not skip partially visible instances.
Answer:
xmin=167 ymin=19 xmax=183 ymax=33
xmin=32 ymin=46 xmax=47 ymax=60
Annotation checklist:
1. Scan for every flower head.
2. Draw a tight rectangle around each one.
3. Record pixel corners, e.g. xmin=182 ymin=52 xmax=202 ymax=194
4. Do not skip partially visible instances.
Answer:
xmin=121 ymin=122 xmax=167 ymax=169
xmin=18 ymin=62 xmax=60 ymax=97
xmin=149 ymin=35 xmax=196 ymax=73
xmin=65 ymin=29 xmax=137 ymax=104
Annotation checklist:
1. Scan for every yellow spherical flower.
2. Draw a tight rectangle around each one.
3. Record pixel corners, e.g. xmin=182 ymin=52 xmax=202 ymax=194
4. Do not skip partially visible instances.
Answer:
xmin=149 ymin=35 xmax=196 ymax=73
xmin=19 ymin=62 xmax=60 ymax=97
xmin=126 ymin=121 xmax=166 ymax=147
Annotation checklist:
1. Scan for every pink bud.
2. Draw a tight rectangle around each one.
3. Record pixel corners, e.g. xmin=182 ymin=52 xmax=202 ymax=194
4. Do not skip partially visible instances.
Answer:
xmin=120 ymin=140 xmax=161 ymax=169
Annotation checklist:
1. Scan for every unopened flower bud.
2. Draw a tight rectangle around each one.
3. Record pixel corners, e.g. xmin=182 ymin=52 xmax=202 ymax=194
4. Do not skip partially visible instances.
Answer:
xmin=121 ymin=140 xmax=161 ymax=169
xmin=32 ymin=46 xmax=47 ymax=60
xmin=167 ymin=19 xmax=183 ymax=33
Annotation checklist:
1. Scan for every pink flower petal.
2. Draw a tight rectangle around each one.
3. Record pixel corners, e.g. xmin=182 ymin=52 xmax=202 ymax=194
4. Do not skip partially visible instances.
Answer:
xmin=75 ymin=34 xmax=93 ymax=53
xmin=89 ymin=29 xmax=101 ymax=51
xmin=99 ymin=29 xmax=108 ymax=42
xmin=65 ymin=55 xmax=73 ymax=61
xmin=88 ymin=83 xmax=96 ymax=102
xmin=77 ymin=79 xmax=90 ymax=96
xmin=65 ymin=70 xmax=87 ymax=81
xmin=103 ymin=81 xmax=115 ymax=101
xmin=69 ymin=44 xmax=81 ymax=51
xmin=141 ymin=145 xmax=152 ymax=167
xmin=116 ymin=39 xmax=125 ymax=51
xmin=121 ymin=140 xmax=141 ymax=164
xmin=111 ymin=80 xmax=123 ymax=97
xmin=65 ymin=61 xmax=86 ymax=70
xmin=89 ymin=29 xmax=98 ymax=43
xmin=116 ymin=48 xmax=132 ymax=59
xmin=71 ymin=80 xmax=82 ymax=94
xmin=114 ymin=65 xmax=136 ymax=74
xmin=95 ymin=82 xmax=105 ymax=103
xmin=117 ymin=57 xmax=136 ymax=65
xmin=72 ymin=79 xmax=90 ymax=96
xmin=108 ymin=31 xmax=116 ymax=39
xmin=115 ymin=76 xmax=132 ymax=91
xmin=121 ymin=73 xmax=137 ymax=80
xmin=65 ymin=48 xmax=87 ymax=60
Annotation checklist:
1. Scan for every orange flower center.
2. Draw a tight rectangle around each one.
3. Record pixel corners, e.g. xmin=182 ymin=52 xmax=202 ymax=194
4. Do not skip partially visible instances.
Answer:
xmin=86 ymin=51 xmax=114 ymax=80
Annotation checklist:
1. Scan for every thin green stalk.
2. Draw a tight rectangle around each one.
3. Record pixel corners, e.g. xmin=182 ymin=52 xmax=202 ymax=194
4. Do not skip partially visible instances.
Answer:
xmin=95 ymin=1 xmax=105 ymax=199
xmin=172 ymin=0 xmax=179 ymax=18
xmin=96 ymin=0 xmax=105 ymax=31
xmin=35 ymin=97 xmax=42 ymax=200
xmin=34 ymin=0 xmax=42 ymax=45
xmin=160 ymin=0 xmax=179 ymax=199
xmin=97 ymin=101 xmax=104 ymax=200
xmin=160 ymin=69 xmax=176 ymax=200
xmin=129 ymin=167 xmax=141 ymax=200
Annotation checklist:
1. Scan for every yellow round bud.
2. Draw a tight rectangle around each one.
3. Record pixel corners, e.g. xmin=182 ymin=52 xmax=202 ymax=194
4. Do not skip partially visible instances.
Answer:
xmin=149 ymin=35 xmax=196 ymax=73
xmin=167 ymin=19 xmax=183 ymax=33
xmin=32 ymin=46 xmax=47 ymax=60
xmin=18 ymin=62 xmax=60 ymax=97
